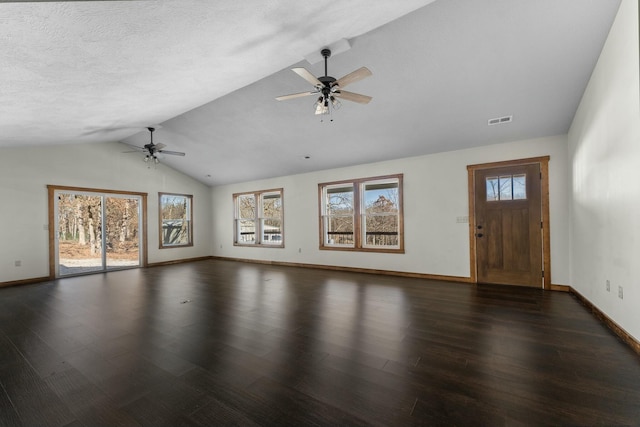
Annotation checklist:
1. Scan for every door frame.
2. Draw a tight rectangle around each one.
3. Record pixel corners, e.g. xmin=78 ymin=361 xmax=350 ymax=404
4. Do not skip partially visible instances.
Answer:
xmin=467 ymin=156 xmax=551 ymax=289
xmin=47 ymin=185 xmax=148 ymax=280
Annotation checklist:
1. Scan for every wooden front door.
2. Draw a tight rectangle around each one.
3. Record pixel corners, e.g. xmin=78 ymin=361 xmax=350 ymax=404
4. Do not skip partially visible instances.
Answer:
xmin=473 ymin=163 xmax=543 ymax=287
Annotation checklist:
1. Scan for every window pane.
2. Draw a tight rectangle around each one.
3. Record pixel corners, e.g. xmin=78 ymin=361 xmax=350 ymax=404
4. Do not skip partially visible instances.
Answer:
xmin=364 ymin=181 xmax=399 ymax=215
xmin=327 ymin=186 xmax=354 ymax=215
xmin=364 ymin=214 xmax=398 ymax=246
xmin=326 ymin=215 xmax=354 ymax=245
xmin=238 ymin=219 xmax=255 ymax=243
xmin=513 ymin=174 xmax=527 ymax=199
xmin=160 ymin=194 xmax=192 ymax=247
xmin=261 ymin=218 xmax=282 ymax=244
xmin=499 ymin=176 xmax=512 ymax=200
xmin=325 ymin=185 xmax=354 ymax=246
xmin=363 ymin=180 xmax=399 ymax=247
xmin=262 ymin=192 xmax=281 ymax=218
xmin=486 ymin=177 xmax=499 ymax=201
xmin=238 ymin=194 xmax=256 ymax=219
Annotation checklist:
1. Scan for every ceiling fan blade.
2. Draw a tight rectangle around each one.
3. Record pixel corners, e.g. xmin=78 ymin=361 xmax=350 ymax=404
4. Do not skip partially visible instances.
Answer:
xmin=121 ymin=143 xmax=145 ymax=153
xmin=334 ymin=90 xmax=372 ymax=104
xmin=276 ymin=91 xmax=317 ymax=101
xmin=292 ymin=68 xmax=322 ymax=87
xmin=158 ymin=150 xmax=186 ymax=156
xmin=155 ymin=143 xmax=167 ymax=150
xmin=335 ymin=67 xmax=372 ymax=89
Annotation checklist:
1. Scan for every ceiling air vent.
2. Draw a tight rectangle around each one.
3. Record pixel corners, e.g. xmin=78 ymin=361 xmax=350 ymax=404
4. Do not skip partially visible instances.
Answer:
xmin=488 ymin=115 xmax=513 ymax=126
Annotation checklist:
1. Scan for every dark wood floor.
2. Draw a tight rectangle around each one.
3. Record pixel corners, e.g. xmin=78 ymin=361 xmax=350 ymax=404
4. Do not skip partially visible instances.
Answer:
xmin=1 ymin=259 xmax=639 ymax=426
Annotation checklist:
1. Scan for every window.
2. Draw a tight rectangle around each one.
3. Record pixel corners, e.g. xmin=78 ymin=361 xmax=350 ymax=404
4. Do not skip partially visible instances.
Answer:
xmin=486 ymin=174 xmax=526 ymax=201
xmin=234 ymin=189 xmax=283 ymax=247
xmin=319 ymin=174 xmax=403 ymax=252
xmin=159 ymin=193 xmax=193 ymax=248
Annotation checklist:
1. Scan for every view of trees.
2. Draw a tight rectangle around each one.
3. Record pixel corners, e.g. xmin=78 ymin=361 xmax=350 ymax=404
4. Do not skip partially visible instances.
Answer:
xmin=261 ymin=193 xmax=283 ymax=243
xmin=235 ymin=191 xmax=283 ymax=244
xmin=325 ymin=181 xmax=400 ymax=247
xmin=326 ymin=188 xmax=355 ymax=244
xmin=237 ymin=194 xmax=256 ymax=243
xmin=57 ymin=193 xmax=139 ymax=260
xmin=364 ymin=192 xmax=399 ymax=246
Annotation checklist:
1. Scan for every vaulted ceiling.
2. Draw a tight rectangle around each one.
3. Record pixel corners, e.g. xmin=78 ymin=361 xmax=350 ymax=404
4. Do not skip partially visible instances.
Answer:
xmin=0 ymin=0 xmax=621 ymax=185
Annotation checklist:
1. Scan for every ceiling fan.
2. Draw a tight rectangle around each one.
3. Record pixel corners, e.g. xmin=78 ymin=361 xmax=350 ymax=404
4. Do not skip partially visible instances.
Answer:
xmin=276 ymin=48 xmax=372 ymax=116
xmin=124 ymin=127 xmax=185 ymax=164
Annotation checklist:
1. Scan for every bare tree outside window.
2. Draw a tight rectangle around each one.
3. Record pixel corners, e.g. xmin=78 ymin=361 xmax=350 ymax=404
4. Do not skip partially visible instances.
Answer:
xmin=159 ymin=193 xmax=193 ymax=248
xmin=234 ymin=189 xmax=284 ymax=247
xmin=325 ymin=186 xmax=354 ymax=245
xmin=237 ymin=194 xmax=257 ymax=244
xmin=51 ymin=186 xmax=144 ymax=277
xmin=319 ymin=174 xmax=403 ymax=252
xmin=363 ymin=182 xmax=399 ymax=247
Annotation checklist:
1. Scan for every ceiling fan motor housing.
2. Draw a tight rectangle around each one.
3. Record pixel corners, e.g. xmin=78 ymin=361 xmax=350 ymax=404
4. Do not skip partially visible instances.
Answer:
xmin=319 ymin=76 xmax=337 ymax=99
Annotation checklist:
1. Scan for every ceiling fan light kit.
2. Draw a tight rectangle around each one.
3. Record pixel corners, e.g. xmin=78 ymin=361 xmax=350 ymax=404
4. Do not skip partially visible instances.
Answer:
xmin=276 ymin=48 xmax=372 ymax=120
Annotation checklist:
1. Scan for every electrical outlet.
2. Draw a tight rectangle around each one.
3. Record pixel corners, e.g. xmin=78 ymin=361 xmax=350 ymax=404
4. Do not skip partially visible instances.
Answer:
xmin=298 ymin=248 xmax=302 ymax=253
xmin=618 ymin=286 xmax=623 ymax=299
xmin=14 ymin=260 xmax=21 ymax=267
xmin=606 ymin=280 xmax=610 ymax=292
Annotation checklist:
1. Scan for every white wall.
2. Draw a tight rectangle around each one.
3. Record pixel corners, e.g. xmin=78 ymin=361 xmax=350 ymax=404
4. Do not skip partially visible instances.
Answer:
xmin=568 ymin=0 xmax=640 ymax=341
xmin=212 ymin=135 xmax=570 ymax=284
xmin=0 ymin=141 xmax=212 ymax=283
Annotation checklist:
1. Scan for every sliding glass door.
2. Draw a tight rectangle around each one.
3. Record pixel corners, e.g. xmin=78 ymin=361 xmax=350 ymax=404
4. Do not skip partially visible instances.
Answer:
xmin=54 ymin=189 xmax=143 ymax=277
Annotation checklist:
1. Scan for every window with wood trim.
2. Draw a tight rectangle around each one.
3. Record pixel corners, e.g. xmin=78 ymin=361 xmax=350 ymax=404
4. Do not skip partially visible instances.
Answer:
xmin=234 ymin=189 xmax=284 ymax=247
xmin=159 ymin=193 xmax=193 ymax=248
xmin=319 ymin=174 xmax=403 ymax=252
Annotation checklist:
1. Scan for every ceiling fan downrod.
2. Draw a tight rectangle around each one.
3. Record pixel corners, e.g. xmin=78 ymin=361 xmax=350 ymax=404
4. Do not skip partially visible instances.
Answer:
xmin=321 ymin=48 xmax=331 ymax=77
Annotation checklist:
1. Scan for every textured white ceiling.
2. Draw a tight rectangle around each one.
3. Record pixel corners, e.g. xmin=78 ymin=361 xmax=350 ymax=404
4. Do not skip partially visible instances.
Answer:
xmin=0 ymin=0 xmax=621 ymax=185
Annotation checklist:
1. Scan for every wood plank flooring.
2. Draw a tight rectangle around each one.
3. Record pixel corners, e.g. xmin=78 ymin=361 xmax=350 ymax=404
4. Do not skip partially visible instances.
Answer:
xmin=1 ymin=259 xmax=639 ymax=426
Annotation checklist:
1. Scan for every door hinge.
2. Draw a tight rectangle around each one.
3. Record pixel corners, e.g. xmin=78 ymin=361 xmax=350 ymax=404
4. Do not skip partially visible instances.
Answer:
xmin=541 ymin=221 xmax=543 ymax=229
xmin=542 ymin=270 xmax=545 ymax=278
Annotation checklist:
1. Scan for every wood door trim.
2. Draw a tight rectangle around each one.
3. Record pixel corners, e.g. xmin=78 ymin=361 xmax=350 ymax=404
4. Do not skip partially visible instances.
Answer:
xmin=47 ymin=185 xmax=149 ymax=280
xmin=466 ymin=156 xmax=551 ymax=289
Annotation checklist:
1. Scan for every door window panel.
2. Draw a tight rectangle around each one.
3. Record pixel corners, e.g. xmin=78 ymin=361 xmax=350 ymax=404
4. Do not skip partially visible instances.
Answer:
xmin=513 ymin=174 xmax=527 ymax=199
xmin=486 ymin=175 xmax=527 ymax=201
xmin=106 ymin=197 xmax=140 ymax=268
xmin=499 ymin=176 xmax=513 ymax=200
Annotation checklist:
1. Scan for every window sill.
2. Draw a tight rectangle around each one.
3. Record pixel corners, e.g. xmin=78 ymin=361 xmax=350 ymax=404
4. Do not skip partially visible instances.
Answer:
xmin=234 ymin=243 xmax=284 ymax=249
xmin=319 ymin=245 xmax=404 ymax=254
